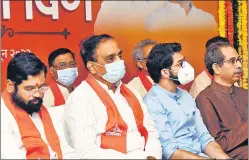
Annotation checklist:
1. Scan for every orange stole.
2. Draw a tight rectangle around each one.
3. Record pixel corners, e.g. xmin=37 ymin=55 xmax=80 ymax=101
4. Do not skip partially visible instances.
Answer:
xmin=86 ymin=74 xmax=148 ymax=154
xmin=138 ymin=71 xmax=153 ymax=92
xmin=2 ymin=90 xmax=62 ymax=159
xmin=49 ymin=77 xmax=65 ymax=107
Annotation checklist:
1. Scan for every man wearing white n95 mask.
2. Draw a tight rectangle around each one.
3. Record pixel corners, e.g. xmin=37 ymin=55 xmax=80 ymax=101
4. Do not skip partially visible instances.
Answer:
xmin=143 ymin=43 xmax=229 ymax=159
xmin=43 ymin=48 xmax=78 ymax=108
xmin=64 ymin=34 xmax=162 ymax=159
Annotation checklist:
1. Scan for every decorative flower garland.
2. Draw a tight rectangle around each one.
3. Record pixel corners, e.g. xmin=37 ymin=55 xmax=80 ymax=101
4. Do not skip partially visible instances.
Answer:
xmin=232 ymin=0 xmax=239 ymax=52
xmin=237 ymin=1 xmax=242 ymax=61
xmin=240 ymin=1 xmax=248 ymax=89
xmin=219 ymin=0 xmax=248 ymax=89
xmin=226 ymin=1 xmax=234 ymax=45
xmin=219 ymin=1 xmax=226 ymax=37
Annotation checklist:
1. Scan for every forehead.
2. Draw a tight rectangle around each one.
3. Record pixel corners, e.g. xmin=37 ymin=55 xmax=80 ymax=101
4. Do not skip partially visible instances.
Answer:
xmin=53 ymin=53 xmax=74 ymax=64
xmin=96 ymin=39 xmax=120 ymax=57
xmin=19 ymin=71 xmax=46 ymax=87
xmin=220 ymin=46 xmax=238 ymax=59
xmin=142 ymin=44 xmax=156 ymax=57
xmin=172 ymin=52 xmax=184 ymax=64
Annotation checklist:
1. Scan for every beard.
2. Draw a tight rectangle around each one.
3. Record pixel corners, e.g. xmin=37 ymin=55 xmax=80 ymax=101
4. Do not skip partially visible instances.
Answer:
xmin=11 ymin=90 xmax=43 ymax=115
xmin=170 ymin=70 xmax=181 ymax=85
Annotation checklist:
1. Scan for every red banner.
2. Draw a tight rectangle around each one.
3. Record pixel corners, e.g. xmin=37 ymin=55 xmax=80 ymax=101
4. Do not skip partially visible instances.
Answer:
xmin=1 ymin=1 xmax=219 ymax=90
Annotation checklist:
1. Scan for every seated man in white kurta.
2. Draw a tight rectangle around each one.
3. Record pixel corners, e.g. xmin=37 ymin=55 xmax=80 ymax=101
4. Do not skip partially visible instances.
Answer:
xmin=1 ymin=52 xmax=78 ymax=159
xmin=43 ymin=48 xmax=78 ymax=108
xmin=64 ymin=34 xmax=162 ymax=159
xmin=128 ymin=39 xmax=157 ymax=98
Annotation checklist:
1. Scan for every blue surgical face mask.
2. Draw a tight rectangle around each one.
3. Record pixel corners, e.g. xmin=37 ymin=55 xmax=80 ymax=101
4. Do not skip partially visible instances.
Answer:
xmin=55 ymin=67 xmax=78 ymax=86
xmin=95 ymin=60 xmax=126 ymax=83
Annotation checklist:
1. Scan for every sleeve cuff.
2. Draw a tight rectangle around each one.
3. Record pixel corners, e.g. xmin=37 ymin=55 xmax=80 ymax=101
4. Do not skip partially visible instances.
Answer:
xmin=163 ymin=142 xmax=179 ymax=159
xmin=200 ymin=134 xmax=215 ymax=152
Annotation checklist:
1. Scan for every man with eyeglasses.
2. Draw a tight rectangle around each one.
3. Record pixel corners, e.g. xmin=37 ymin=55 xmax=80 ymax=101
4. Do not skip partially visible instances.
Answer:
xmin=43 ymin=48 xmax=78 ymax=108
xmin=143 ymin=43 xmax=229 ymax=159
xmin=1 ymin=52 xmax=78 ymax=159
xmin=189 ymin=36 xmax=239 ymax=99
xmin=64 ymin=34 xmax=162 ymax=159
xmin=196 ymin=42 xmax=248 ymax=159
xmin=128 ymin=39 xmax=157 ymax=98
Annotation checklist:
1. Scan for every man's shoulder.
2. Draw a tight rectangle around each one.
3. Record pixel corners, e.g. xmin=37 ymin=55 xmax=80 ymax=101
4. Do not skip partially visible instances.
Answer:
xmin=70 ymin=81 xmax=89 ymax=95
xmin=234 ymin=86 xmax=248 ymax=95
xmin=1 ymin=97 xmax=10 ymax=113
xmin=195 ymin=85 xmax=213 ymax=102
xmin=178 ymin=87 xmax=196 ymax=102
xmin=124 ymin=82 xmax=144 ymax=99
xmin=143 ymin=89 xmax=156 ymax=101
xmin=143 ymin=89 xmax=164 ymax=112
xmin=42 ymin=87 xmax=54 ymax=108
xmin=194 ymin=71 xmax=211 ymax=84
xmin=67 ymin=81 xmax=92 ymax=101
xmin=127 ymin=76 xmax=141 ymax=86
xmin=196 ymin=71 xmax=209 ymax=78
xmin=143 ymin=85 xmax=171 ymax=105
xmin=1 ymin=97 xmax=16 ymax=124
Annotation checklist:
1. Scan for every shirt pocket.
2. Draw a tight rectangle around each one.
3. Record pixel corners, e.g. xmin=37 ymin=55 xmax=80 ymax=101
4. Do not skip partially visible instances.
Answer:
xmin=181 ymin=100 xmax=197 ymax=120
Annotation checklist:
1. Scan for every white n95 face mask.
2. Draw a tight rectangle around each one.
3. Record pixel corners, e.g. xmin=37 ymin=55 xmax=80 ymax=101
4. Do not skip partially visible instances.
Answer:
xmin=177 ymin=61 xmax=195 ymax=85
xmin=56 ymin=67 xmax=78 ymax=86
xmin=169 ymin=61 xmax=195 ymax=85
xmin=96 ymin=60 xmax=126 ymax=83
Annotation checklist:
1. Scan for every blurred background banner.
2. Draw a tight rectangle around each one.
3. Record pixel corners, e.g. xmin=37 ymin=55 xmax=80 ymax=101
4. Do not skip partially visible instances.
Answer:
xmin=1 ymin=1 xmax=247 ymax=90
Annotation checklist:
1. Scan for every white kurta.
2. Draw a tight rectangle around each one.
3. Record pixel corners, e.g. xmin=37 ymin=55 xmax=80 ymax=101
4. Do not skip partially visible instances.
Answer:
xmin=128 ymin=76 xmax=154 ymax=98
xmin=145 ymin=1 xmax=217 ymax=31
xmin=43 ymin=83 xmax=70 ymax=108
xmin=63 ymin=78 xmax=162 ymax=159
xmin=1 ymin=97 xmax=78 ymax=159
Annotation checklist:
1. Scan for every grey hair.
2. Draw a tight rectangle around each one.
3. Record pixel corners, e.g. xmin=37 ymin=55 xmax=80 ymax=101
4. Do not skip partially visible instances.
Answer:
xmin=205 ymin=42 xmax=231 ymax=76
xmin=133 ymin=39 xmax=157 ymax=62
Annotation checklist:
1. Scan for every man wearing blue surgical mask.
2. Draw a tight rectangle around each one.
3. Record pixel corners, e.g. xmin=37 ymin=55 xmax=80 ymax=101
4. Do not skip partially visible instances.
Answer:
xmin=43 ymin=48 xmax=78 ymax=108
xmin=143 ymin=43 xmax=229 ymax=159
xmin=63 ymin=34 xmax=162 ymax=159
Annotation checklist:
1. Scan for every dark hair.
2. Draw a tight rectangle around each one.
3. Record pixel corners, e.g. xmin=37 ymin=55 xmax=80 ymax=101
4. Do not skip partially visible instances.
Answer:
xmin=80 ymin=34 xmax=113 ymax=67
xmin=48 ymin=48 xmax=75 ymax=67
xmin=146 ymin=43 xmax=182 ymax=83
xmin=7 ymin=52 xmax=47 ymax=85
xmin=205 ymin=36 xmax=229 ymax=48
xmin=205 ymin=42 xmax=231 ymax=75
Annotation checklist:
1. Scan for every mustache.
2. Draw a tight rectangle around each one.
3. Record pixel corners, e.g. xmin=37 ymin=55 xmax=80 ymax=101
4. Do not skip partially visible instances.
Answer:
xmin=29 ymin=97 xmax=43 ymax=104
xmin=234 ymin=68 xmax=243 ymax=74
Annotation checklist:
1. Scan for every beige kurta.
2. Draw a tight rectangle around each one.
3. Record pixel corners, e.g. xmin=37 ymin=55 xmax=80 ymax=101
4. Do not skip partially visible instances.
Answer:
xmin=128 ymin=76 xmax=154 ymax=98
xmin=43 ymin=83 xmax=70 ymax=108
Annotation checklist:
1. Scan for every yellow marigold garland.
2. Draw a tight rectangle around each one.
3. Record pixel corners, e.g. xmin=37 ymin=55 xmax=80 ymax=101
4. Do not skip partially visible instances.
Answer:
xmin=240 ymin=1 xmax=248 ymax=89
xmin=237 ymin=1 xmax=243 ymax=86
xmin=219 ymin=1 xmax=226 ymax=37
xmin=219 ymin=0 xmax=248 ymax=89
